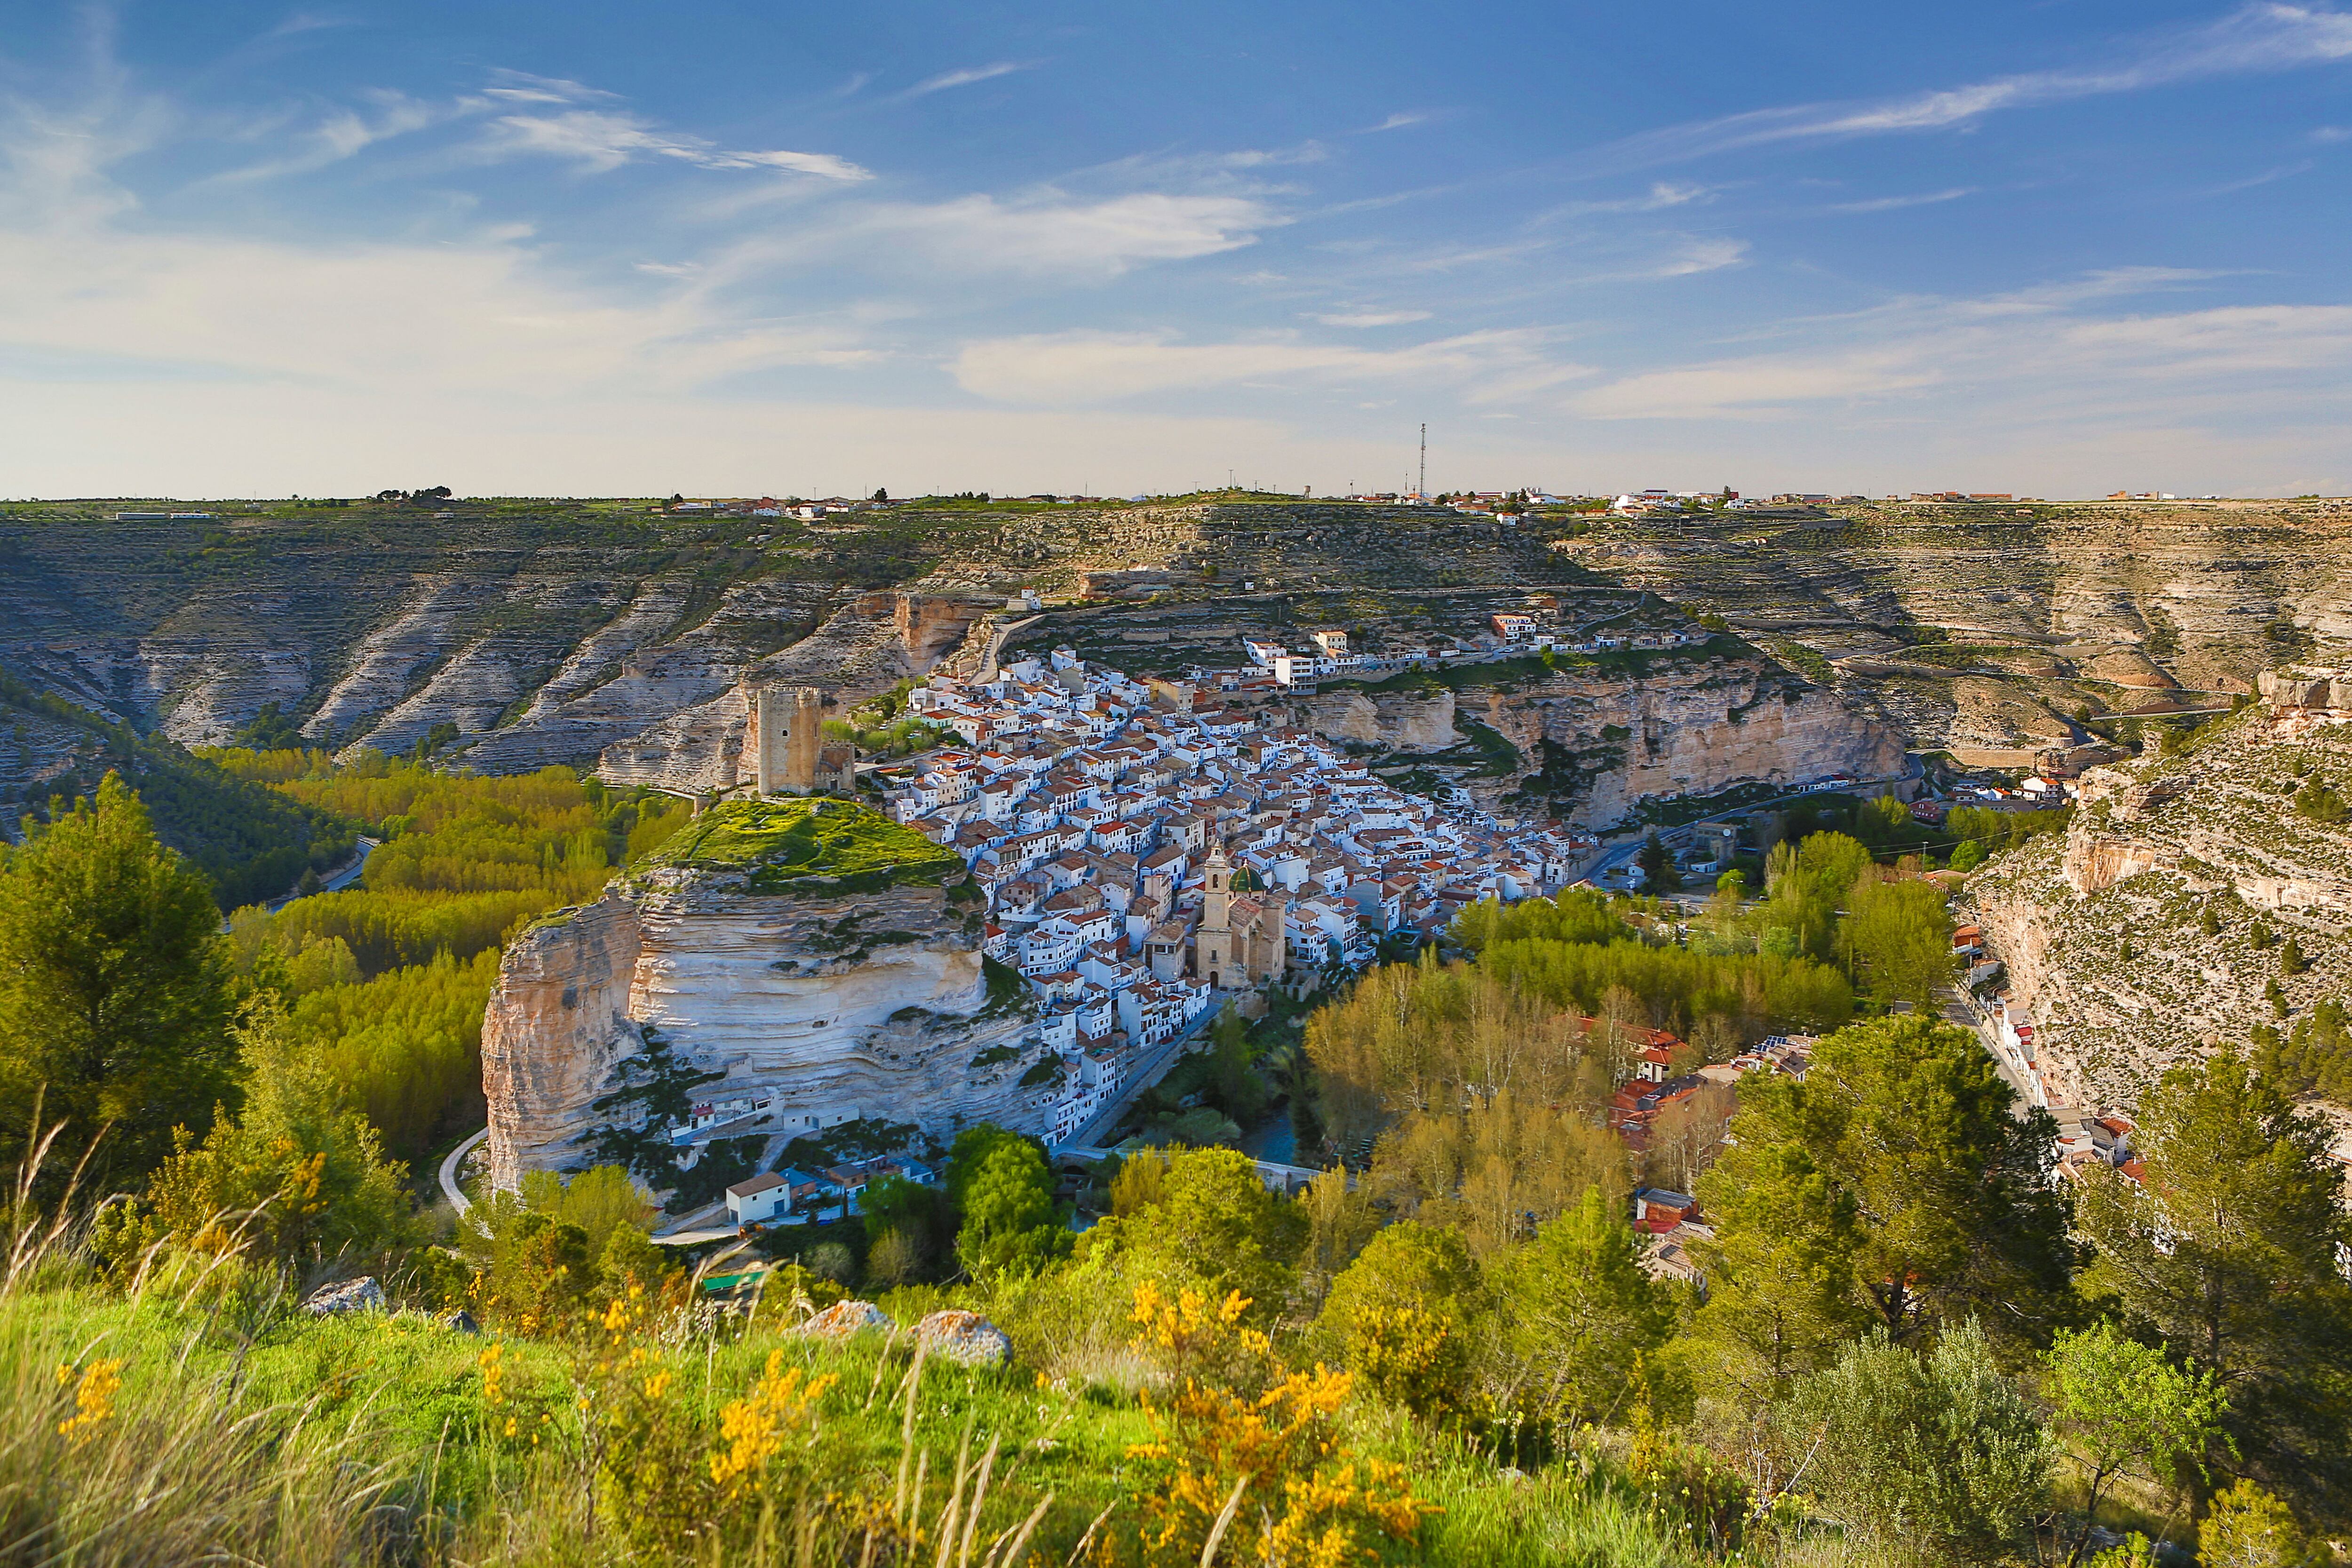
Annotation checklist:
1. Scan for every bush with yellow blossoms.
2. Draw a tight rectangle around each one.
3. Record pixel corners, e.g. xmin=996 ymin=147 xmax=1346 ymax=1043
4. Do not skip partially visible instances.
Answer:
xmin=567 ymin=1282 xmax=841 ymax=1557
xmin=1126 ymin=1279 xmax=1436 ymax=1567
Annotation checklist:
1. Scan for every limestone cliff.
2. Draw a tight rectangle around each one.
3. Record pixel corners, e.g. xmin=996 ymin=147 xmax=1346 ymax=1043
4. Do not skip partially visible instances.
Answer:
xmin=481 ymin=798 xmax=1044 ymax=1191
xmin=1298 ymin=651 xmax=1902 ymax=830
xmin=1551 ymin=499 xmax=2352 ymax=762
xmin=1462 ymin=656 xmax=1906 ymax=828
xmin=1963 ymin=698 xmax=2352 ymax=1122
xmin=1302 ymin=689 xmax=1460 ymax=752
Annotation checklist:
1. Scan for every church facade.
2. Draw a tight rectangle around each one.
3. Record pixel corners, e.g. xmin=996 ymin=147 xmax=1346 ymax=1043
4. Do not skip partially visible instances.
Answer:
xmin=1192 ymin=842 xmax=1289 ymax=991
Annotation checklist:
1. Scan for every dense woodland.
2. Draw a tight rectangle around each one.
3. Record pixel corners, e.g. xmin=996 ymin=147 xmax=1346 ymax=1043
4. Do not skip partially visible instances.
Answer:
xmin=4 ymin=675 xmax=354 ymax=907
xmin=0 ymin=764 xmax=2346 ymax=1567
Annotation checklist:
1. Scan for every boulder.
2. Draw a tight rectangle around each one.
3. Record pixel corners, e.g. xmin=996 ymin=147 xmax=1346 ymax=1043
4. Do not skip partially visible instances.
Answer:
xmin=801 ymin=1299 xmax=894 ymax=1339
xmin=915 ymin=1309 xmax=1012 ymax=1366
xmin=302 ymin=1277 xmax=386 ymax=1315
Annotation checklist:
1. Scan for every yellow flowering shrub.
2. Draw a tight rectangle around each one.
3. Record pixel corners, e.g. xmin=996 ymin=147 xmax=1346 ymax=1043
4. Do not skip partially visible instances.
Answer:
xmin=579 ymin=1284 xmax=841 ymax=1555
xmin=1343 ymin=1302 xmax=1469 ymax=1422
xmin=56 ymin=1357 xmax=123 ymax=1445
xmin=1127 ymin=1281 xmax=1435 ymax=1566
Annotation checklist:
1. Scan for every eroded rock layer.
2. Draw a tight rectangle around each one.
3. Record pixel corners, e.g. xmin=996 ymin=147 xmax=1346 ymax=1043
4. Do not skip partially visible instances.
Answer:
xmin=482 ymin=856 xmax=1042 ymax=1192
xmin=1963 ymin=701 xmax=2352 ymax=1127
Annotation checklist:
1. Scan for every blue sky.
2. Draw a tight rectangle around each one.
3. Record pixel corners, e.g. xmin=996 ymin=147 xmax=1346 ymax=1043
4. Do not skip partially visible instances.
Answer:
xmin=2 ymin=1 xmax=2348 ymax=497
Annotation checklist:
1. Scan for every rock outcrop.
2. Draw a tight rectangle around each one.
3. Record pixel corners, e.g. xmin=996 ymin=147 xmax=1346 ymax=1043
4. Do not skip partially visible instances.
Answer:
xmin=915 ymin=1309 xmax=1014 ymax=1366
xmin=482 ymin=799 xmax=1045 ymax=1191
xmin=1461 ymin=656 xmax=1906 ymax=828
xmin=1303 ymin=689 xmax=1459 ymax=752
xmin=1963 ymin=701 xmax=2352 ymax=1119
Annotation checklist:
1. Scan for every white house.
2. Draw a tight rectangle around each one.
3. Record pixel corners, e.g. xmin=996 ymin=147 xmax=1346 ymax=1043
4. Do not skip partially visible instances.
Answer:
xmin=726 ymin=1172 xmax=789 ymax=1226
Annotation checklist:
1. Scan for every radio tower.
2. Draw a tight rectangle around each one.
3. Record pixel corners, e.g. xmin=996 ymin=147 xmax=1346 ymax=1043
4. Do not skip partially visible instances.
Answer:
xmin=1418 ymin=423 xmax=1426 ymax=498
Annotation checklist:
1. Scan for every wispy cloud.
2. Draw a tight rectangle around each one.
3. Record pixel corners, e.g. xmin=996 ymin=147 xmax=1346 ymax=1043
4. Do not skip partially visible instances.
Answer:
xmin=1569 ymin=270 xmax=2352 ymax=421
xmin=1829 ymin=186 xmax=1977 ymax=213
xmin=2315 ymin=124 xmax=2352 ymax=141
xmin=1581 ymin=3 xmax=2352 ymax=171
xmin=1310 ymin=309 xmax=1431 ymax=326
xmin=951 ymin=326 xmax=1593 ymax=404
xmin=900 ymin=61 xmax=1035 ymax=98
xmin=1648 ymin=237 xmax=1749 ymax=276
xmin=2190 ymin=159 xmax=2314 ymax=194
xmin=200 ymin=92 xmax=449 ymax=184
xmin=1363 ymin=111 xmax=1435 ymax=133
xmin=706 ymin=191 xmax=1279 ymax=284
xmin=1544 ymin=181 xmax=1715 ymax=219
xmin=483 ymin=69 xmax=619 ymax=103
xmin=479 ymin=104 xmax=871 ymax=179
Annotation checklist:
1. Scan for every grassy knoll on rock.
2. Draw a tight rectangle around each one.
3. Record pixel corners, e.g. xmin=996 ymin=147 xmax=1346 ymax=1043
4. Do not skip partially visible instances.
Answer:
xmin=648 ymin=796 xmax=963 ymax=894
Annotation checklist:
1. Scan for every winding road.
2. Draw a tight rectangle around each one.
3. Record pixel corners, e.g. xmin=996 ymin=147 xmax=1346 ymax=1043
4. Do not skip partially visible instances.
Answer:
xmin=438 ymin=1127 xmax=488 ymax=1215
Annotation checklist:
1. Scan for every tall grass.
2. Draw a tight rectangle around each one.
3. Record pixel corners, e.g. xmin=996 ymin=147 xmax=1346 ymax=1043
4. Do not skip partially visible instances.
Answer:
xmin=0 ymin=1133 xmax=1732 ymax=1567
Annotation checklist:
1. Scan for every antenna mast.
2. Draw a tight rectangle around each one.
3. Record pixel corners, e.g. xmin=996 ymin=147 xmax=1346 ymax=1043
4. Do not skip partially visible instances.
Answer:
xmin=1418 ymin=423 xmax=1427 ymax=497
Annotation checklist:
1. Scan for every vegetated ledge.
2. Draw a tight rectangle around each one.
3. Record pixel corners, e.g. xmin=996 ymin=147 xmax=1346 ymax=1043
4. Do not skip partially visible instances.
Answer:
xmin=639 ymin=796 xmax=962 ymax=896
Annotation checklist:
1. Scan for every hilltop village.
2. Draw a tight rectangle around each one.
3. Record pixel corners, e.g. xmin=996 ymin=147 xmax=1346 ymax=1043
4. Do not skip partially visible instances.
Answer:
xmin=866 ymin=623 xmax=1752 ymax=1145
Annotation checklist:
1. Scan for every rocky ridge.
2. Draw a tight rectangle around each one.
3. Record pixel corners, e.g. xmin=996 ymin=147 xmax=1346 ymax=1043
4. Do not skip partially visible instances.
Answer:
xmin=1964 ymin=677 xmax=2352 ymax=1132
xmin=1551 ymin=500 xmax=2352 ymax=764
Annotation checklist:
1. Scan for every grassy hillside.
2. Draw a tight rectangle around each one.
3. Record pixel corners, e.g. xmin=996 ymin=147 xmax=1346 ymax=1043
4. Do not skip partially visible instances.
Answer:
xmin=0 ymin=672 xmax=353 ymax=907
xmin=1 ymin=1268 xmax=1718 ymax=1568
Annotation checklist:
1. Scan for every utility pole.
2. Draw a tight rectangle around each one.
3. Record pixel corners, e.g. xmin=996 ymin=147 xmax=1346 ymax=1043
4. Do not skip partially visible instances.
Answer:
xmin=1418 ymin=423 xmax=1427 ymax=498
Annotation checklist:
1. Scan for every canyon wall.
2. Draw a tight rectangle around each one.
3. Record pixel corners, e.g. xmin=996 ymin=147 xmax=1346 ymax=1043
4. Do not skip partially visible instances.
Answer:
xmin=1466 ymin=658 xmax=1907 ymax=827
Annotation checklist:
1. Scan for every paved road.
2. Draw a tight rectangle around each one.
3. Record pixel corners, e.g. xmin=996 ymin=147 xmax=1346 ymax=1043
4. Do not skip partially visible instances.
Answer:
xmin=1061 ymin=1003 xmax=1224 ymax=1149
xmin=975 ymin=613 xmax=1044 ymax=682
xmin=438 ymin=1126 xmax=488 ymax=1215
xmin=322 ymin=836 xmax=376 ymax=893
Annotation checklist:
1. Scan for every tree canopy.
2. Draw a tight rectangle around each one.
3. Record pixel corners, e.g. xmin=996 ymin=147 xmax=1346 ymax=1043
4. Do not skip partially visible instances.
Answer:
xmin=0 ymin=772 xmax=238 ymax=1185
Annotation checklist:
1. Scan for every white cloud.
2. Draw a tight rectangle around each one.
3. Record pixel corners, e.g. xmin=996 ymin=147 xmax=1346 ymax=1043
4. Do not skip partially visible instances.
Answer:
xmin=733 ymin=149 xmax=873 ymax=181
xmin=1574 ymin=349 xmax=1945 ymax=419
xmin=717 ymin=191 xmax=1278 ymax=281
xmin=1365 ymin=111 xmax=1433 ymax=133
xmin=1568 ymin=276 xmax=2352 ymax=421
xmin=1829 ymin=187 xmax=1977 ymax=213
xmin=1547 ymin=182 xmax=1715 ymax=218
xmin=1649 ymin=238 xmax=1749 ymax=277
xmin=483 ymin=70 xmax=619 ymax=103
xmin=1586 ymin=3 xmax=2352 ymax=170
xmin=901 ymin=62 xmax=1035 ymax=97
xmin=2315 ymin=124 xmax=2352 ymax=141
xmin=950 ymin=327 xmax=1593 ymax=404
xmin=1310 ymin=309 xmax=1431 ymax=326
xmin=479 ymin=107 xmax=871 ymax=179
xmin=200 ymin=93 xmax=450 ymax=184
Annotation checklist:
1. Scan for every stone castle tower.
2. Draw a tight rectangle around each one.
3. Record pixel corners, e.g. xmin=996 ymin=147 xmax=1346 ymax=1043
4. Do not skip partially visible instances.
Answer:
xmin=753 ymin=686 xmax=826 ymax=795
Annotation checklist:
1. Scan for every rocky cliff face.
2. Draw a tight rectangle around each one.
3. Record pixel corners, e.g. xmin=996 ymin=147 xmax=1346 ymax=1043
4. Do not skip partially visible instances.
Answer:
xmin=1963 ymin=701 xmax=2352 ymax=1121
xmin=1297 ymin=653 xmax=1902 ymax=829
xmin=481 ymin=801 xmax=1045 ymax=1191
xmin=1553 ymin=499 xmax=2352 ymax=763
xmin=1462 ymin=656 xmax=1907 ymax=828
xmin=1302 ymin=689 xmax=1461 ymax=752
